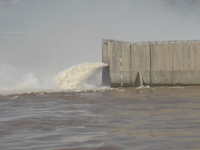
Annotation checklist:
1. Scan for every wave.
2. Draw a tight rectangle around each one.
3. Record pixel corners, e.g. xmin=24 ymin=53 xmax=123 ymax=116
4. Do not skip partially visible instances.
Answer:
xmin=0 ymin=62 xmax=109 ymax=96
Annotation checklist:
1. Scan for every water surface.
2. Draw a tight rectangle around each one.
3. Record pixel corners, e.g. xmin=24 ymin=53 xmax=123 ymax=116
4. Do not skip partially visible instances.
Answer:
xmin=1 ymin=86 xmax=200 ymax=150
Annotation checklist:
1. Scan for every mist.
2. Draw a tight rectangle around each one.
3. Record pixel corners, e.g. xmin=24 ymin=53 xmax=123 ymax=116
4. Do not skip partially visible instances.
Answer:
xmin=0 ymin=0 xmax=200 ymax=89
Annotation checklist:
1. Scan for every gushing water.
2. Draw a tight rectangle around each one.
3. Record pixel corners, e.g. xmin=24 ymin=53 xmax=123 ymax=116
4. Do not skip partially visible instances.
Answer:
xmin=137 ymin=72 xmax=144 ymax=87
xmin=55 ymin=62 xmax=108 ymax=89
xmin=0 ymin=62 xmax=108 ymax=95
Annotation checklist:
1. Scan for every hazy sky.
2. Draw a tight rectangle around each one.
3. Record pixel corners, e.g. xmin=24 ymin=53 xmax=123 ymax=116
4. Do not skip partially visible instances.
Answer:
xmin=0 ymin=0 xmax=200 ymax=76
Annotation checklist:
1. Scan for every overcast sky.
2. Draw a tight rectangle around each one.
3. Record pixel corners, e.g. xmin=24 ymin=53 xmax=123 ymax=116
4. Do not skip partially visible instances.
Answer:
xmin=0 ymin=0 xmax=200 ymax=76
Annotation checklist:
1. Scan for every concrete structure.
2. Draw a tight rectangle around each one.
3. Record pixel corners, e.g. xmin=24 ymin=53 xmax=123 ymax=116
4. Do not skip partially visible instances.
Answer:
xmin=102 ymin=39 xmax=200 ymax=87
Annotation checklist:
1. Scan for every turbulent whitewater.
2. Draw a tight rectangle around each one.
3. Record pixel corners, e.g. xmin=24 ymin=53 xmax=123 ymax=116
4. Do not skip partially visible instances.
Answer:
xmin=0 ymin=62 xmax=108 ymax=95
xmin=55 ymin=62 xmax=108 ymax=89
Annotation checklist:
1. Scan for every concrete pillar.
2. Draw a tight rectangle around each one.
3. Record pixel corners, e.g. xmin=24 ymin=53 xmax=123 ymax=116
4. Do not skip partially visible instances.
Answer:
xmin=108 ymin=41 xmax=122 ymax=86
xmin=102 ymin=39 xmax=109 ymax=64
xmin=151 ymin=43 xmax=173 ymax=85
xmin=131 ymin=43 xmax=150 ymax=85
xmin=122 ymin=43 xmax=131 ymax=85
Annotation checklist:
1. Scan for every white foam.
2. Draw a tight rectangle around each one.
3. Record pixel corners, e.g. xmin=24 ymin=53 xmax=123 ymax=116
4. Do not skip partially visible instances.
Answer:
xmin=55 ymin=62 xmax=108 ymax=89
xmin=0 ymin=62 xmax=109 ymax=96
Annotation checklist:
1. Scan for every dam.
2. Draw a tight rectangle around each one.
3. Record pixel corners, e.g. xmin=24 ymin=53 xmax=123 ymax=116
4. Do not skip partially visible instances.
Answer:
xmin=102 ymin=39 xmax=200 ymax=87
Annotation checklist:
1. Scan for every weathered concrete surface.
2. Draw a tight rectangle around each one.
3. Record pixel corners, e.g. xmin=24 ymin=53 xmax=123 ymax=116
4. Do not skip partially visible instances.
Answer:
xmin=151 ymin=43 xmax=173 ymax=85
xmin=102 ymin=39 xmax=200 ymax=87
xmin=122 ymin=43 xmax=131 ymax=85
xmin=108 ymin=41 xmax=122 ymax=85
xmin=102 ymin=39 xmax=109 ymax=64
xmin=172 ymin=42 xmax=200 ymax=85
xmin=131 ymin=43 xmax=151 ymax=85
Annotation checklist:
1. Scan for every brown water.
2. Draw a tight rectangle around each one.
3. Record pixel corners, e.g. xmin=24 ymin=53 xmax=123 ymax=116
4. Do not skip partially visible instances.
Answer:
xmin=1 ymin=86 xmax=200 ymax=150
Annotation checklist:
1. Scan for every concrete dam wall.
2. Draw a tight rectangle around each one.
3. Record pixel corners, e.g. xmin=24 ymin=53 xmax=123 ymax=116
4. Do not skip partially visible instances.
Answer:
xmin=102 ymin=39 xmax=200 ymax=87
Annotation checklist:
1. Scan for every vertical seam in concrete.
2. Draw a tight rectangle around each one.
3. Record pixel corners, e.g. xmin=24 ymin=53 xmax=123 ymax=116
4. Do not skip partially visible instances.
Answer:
xmin=102 ymin=40 xmax=103 ymax=62
xmin=120 ymin=43 xmax=122 ymax=87
xmin=120 ymin=55 xmax=123 ymax=87
xmin=108 ymin=40 xmax=110 ymax=65
xmin=130 ymin=44 xmax=132 ymax=85
xmin=172 ymin=43 xmax=173 ymax=71
xmin=172 ymin=42 xmax=174 ymax=85
xmin=108 ymin=40 xmax=111 ymax=85
xmin=150 ymin=43 xmax=152 ymax=85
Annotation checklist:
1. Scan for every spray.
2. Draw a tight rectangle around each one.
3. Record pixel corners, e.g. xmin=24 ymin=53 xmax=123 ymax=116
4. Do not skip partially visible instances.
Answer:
xmin=55 ymin=62 xmax=108 ymax=89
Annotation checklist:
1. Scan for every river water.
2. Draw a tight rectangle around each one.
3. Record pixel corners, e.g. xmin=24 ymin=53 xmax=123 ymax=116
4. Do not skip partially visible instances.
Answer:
xmin=1 ymin=86 xmax=200 ymax=150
